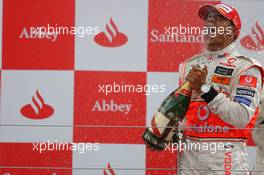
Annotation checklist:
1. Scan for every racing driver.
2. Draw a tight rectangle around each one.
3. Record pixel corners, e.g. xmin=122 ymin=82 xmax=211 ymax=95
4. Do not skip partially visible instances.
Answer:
xmin=178 ymin=3 xmax=263 ymax=175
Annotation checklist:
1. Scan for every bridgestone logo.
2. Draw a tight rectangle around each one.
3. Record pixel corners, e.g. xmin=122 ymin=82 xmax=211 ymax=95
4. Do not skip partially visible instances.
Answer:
xmin=236 ymin=88 xmax=255 ymax=97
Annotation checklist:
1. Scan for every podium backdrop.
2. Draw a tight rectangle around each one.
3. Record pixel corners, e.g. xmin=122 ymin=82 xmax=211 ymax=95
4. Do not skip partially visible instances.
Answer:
xmin=1 ymin=0 xmax=264 ymax=174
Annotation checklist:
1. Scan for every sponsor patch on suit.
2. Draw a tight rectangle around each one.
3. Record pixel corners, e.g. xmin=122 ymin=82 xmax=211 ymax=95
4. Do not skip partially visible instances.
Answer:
xmin=212 ymin=75 xmax=231 ymax=85
xmin=236 ymin=88 xmax=255 ymax=97
xmin=239 ymin=75 xmax=257 ymax=88
xmin=234 ymin=96 xmax=252 ymax=107
xmin=214 ymin=66 xmax=234 ymax=76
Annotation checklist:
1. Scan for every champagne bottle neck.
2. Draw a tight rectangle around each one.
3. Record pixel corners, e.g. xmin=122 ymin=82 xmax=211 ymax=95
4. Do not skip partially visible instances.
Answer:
xmin=177 ymin=81 xmax=192 ymax=97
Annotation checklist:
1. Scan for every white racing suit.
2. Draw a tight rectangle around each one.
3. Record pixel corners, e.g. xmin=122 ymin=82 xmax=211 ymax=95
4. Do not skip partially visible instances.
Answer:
xmin=178 ymin=43 xmax=263 ymax=175
xmin=252 ymin=95 xmax=264 ymax=175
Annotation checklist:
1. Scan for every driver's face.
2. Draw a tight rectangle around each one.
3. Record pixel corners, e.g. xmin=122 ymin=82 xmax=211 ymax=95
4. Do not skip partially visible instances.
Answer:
xmin=204 ymin=10 xmax=233 ymax=45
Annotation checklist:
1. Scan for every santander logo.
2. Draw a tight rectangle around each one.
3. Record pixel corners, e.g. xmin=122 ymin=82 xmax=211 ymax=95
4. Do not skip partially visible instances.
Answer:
xmin=103 ymin=163 xmax=116 ymax=175
xmin=240 ymin=22 xmax=264 ymax=51
xmin=20 ymin=90 xmax=54 ymax=119
xmin=94 ymin=18 xmax=128 ymax=47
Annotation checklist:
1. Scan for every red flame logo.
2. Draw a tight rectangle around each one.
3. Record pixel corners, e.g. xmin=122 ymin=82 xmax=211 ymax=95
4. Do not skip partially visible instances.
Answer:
xmin=94 ymin=18 xmax=128 ymax=47
xmin=240 ymin=22 xmax=264 ymax=51
xmin=20 ymin=90 xmax=54 ymax=119
xmin=103 ymin=163 xmax=116 ymax=175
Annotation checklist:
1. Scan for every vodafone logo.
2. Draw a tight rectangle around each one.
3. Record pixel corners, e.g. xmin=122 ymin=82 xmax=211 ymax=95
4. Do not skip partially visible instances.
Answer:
xmin=20 ymin=90 xmax=54 ymax=119
xmin=197 ymin=105 xmax=210 ymax=121
xmin=239 ymin=75 xmax=257 ymax=88
xmin=103 ymin=163 xmax=116 ymax=175
xmin=240 ymin=22 xmax=264 ymax=51
xmin=245 ymin=76 xmax=253 ymax=83
xmin=94 ymin=18 xmax=128 ymax=47
xmin=224 ymin=152 xmax=232 ymax=174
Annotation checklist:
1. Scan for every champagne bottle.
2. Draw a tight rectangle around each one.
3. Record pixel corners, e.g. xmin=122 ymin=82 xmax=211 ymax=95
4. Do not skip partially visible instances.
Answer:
xmin=142 ymin=81 xmax=192 ymax=150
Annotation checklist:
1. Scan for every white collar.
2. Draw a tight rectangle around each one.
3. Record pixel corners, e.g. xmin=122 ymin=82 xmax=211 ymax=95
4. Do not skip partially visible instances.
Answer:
xmin=205 ymin=43 xmax=236 ymax=58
